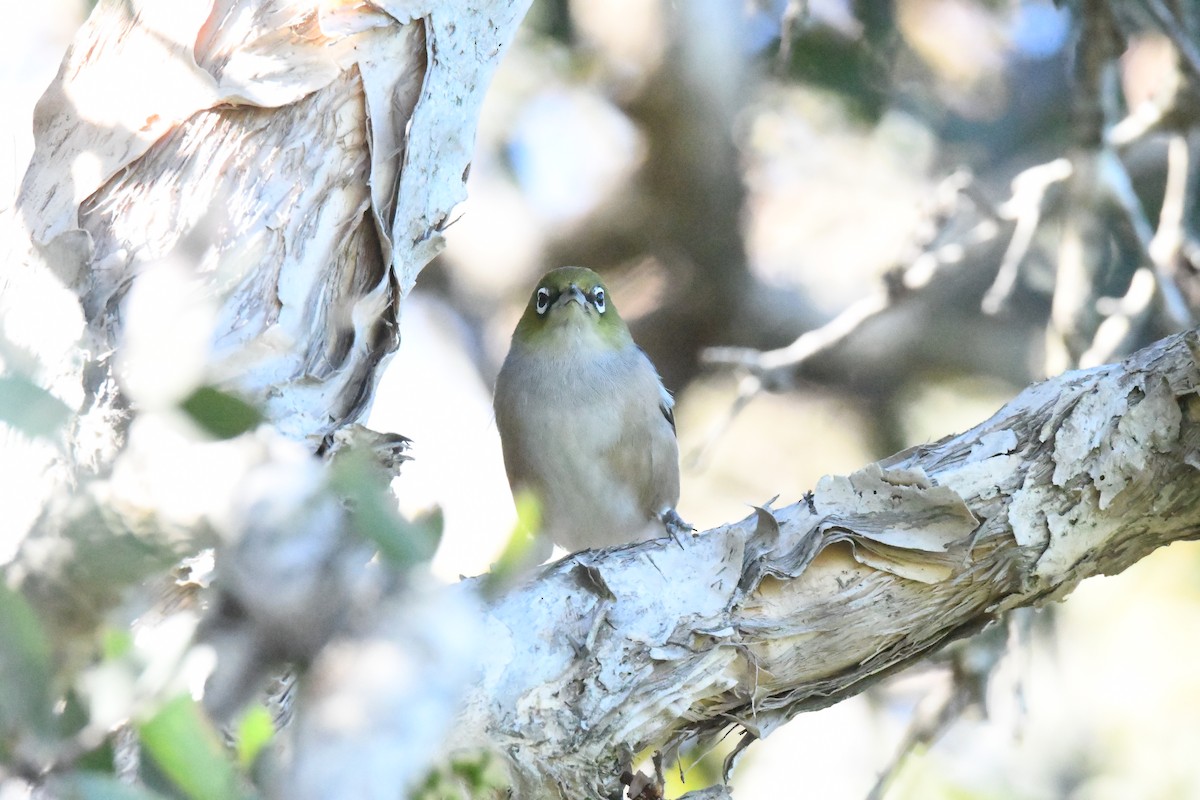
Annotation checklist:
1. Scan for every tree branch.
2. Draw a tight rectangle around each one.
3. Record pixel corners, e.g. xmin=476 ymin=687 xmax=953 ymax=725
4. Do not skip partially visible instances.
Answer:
xmin=452 ymin=330 xmax=1200 ymax=798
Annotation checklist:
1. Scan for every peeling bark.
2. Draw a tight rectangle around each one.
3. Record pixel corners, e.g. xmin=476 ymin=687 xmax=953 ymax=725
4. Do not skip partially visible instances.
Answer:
xmin=452 ymin=330 xmax=1200 ymax=798
xmin=6 ymin=0 xmax=530 ymax=458
xmin=8 ymin=4 xmax=1200 ymax=799
xmin=0 ymin=4 xmax=531 ymax=792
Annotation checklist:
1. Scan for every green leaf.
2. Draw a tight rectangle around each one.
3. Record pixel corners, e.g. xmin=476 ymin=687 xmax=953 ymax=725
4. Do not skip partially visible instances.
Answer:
xmin=329 ymin=449 xmax=442 ymax=567
xmin=138 ymin=695 xmax=253 ymax=800
xmin=234 ymin=704 xmax=274 ymax=771
xmin=55 ymin=689 xmax=92 ymax=740
xmin=0 ymin=373 xmax=71 ymax=439
xmin=414 ymin=752 xmax=510 ymax=799
xmin=102 ymin=628 xmax=134 ymax=660
xmin=0 ymin=583 xmax=53 ymax=734
xmin=449 ymin=751 xmax=508 ymax=790
xmin=180 ymin=386 xmax=262 ymax=440
xmin=50 ymin=508 xmax=191 ymax=631
xmin=482 ymin=490 xmax=541 ymax=596
xmin=74 ymin=736 xmax=117 ymax=774
xmin=51 ymin=771 xmax=170 ymax=800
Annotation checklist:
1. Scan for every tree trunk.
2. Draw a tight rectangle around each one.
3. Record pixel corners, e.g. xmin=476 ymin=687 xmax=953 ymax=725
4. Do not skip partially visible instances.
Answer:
xmin=452 ymin=330 xmax=1200 ymax=797
xmin=1 ymin=1 xmax=529 ymax=797
xmin=6 ymin=0 xmax=528 ymax=459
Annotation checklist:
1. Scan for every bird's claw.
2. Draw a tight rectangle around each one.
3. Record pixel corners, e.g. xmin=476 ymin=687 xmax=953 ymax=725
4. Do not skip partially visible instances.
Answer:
xmin=660 ymin=508 xmax=694 ymax=549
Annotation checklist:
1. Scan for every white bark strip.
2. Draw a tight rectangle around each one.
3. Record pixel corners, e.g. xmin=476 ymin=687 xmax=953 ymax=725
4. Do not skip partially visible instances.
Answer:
xmin=451 ymin=331 xmax=1200 ymax=798
xmin=9 ymin=0 xmax=530 ymax=453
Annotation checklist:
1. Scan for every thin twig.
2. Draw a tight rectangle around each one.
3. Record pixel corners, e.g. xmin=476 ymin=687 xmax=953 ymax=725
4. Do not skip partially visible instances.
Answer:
xmin=865 ymin=624 xmax=1012 ymax=800
xmin=1101 ymin=142 xmax=1195 ymax=330
xmin=703 ymin=290 xmax=891 ymax=380
xmin=1151 ymin=133 xmax=1192 ymax=274
xmin=777 ymin=0 xmax=809 ymax=70
xmin=865 ymin=683 xmax=967 ymax=800
xmin=1081 ymin=267 xmax=1158 ymax=367
xmin=683 ymin=373 xmax=762 ymax=471
xmin=982 ymin=159 xmax=1074 ymax=315
xmin=701 ymin=163 xmax=1061 ymax=388
xmin=1145 ymin=132 xmax=1197 ymax=327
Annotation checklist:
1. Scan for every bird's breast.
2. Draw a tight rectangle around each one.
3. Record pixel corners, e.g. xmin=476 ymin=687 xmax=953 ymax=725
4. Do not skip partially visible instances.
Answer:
xmin=494 ymin=339 xmax=675 ymax=548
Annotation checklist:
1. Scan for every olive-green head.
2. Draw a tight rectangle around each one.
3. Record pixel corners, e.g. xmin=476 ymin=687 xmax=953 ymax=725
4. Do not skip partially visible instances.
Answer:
xmin=512 ymin=266 xmax=631 ymax=349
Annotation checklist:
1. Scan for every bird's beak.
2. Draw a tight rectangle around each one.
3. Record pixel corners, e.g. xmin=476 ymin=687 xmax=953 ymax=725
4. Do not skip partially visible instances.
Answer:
xmin=555 ymin=284 xmax=588 ymax=310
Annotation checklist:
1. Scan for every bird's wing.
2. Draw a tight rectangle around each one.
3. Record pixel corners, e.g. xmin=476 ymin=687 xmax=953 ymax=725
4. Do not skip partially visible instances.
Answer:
xmin=658 ymin=383 xmax=676 ymax=434
xmin=623 ymin=348 xmax=680 ymax=514
xmin=638 ymin=346 xmax=676 ymax=434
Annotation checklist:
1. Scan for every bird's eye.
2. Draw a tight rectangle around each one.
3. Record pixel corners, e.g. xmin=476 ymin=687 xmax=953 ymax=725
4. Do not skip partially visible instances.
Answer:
xmin=592 ymin=288 xmax=605 ymax=314
xmin=536 ymin=287 xmax=551 ymax=315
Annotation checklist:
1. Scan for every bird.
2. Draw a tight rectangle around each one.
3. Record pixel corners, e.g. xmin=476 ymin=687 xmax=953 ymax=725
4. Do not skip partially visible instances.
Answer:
xmin=494 ymin=266 xmax=687 ymax=558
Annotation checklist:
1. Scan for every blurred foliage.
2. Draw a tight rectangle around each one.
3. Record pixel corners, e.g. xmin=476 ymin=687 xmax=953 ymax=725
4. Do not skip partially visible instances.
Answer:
xmin=179 ymin=387 xmax=263 ymax=440
xmin=413 ymin=751 xmax=511 ymax=800
xmin=0 ymin=583 xmax=54 ymax=740
xmin=50 ymin=771 xmax=169 ymax=800
xmin=776 ymin=12 xmax=894 ymax=121
xmin=137 ymin=695 xmax=255 ymax=800
xmin=0 ymin=373 xmax=71 ymax=439
xmin=524 ymin=0 xmax=574 ymax=44
xmin=0 ymin=381 xmax=437 ymax=796
xmin=329 ymin=446 xmax=443 ymax=566
xmin=26 ymin=506 xmax=193 ymax=635
xmin=480 ymin=488 xmax=542 ymax=595
xmin=233 ymin=705 xmax=274 ymax=773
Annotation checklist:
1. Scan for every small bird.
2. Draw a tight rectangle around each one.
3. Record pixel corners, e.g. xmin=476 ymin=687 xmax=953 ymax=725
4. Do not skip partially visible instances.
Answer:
xmin=494 ymin=266 xmax=685 ymax=557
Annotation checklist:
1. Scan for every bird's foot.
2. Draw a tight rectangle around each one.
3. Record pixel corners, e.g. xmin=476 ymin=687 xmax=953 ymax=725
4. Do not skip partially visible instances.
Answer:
xmin=659 ymin=508 xmax=694 ymax=549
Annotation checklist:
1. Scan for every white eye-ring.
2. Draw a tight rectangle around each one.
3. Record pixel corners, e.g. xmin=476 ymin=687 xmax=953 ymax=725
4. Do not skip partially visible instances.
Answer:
xmin=535 ymin=287 xmax=551 ymax=315
xmin=593 ymin=288 xmax=605 ymax=313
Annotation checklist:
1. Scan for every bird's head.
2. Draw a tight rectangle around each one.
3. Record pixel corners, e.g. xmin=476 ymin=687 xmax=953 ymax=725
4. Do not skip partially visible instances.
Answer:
xmin=512 ymin=266 xmax=630 ymax=350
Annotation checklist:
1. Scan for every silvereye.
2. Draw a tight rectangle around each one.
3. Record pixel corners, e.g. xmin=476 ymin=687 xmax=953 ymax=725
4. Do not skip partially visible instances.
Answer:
xmin=494 ymin=266 xmax=685 ymax=556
